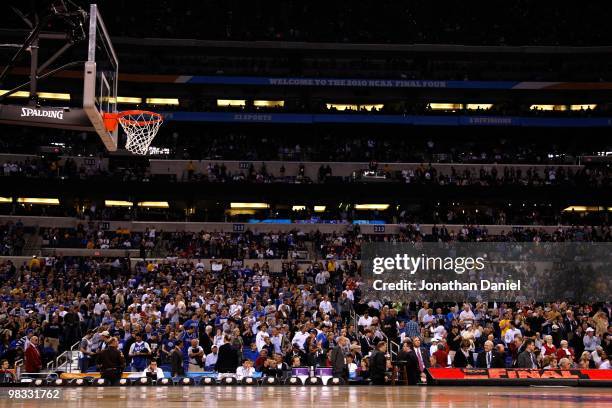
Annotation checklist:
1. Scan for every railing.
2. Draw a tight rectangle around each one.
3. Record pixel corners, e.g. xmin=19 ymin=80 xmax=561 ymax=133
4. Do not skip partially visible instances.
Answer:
xmin=389 ymin=340 xmax=401 ymax=359
xmin=379 ymin=331 xmax=390 ymax=354
xmin=17 ymin=372 xmax=57 ymax=382
xmin=349 ymin=310 xmax=358 ymax=335
xmin=14 ymin=358 xmax=23 ymax=381
xmin=48 ymin=340 xmax=80 ymax=373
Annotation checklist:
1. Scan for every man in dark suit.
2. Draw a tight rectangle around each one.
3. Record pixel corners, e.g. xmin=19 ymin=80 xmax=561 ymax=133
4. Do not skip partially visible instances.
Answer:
xmin=412 ymin=336 xmax=430 ymax=377
xmin=370 ymin=341 xmax=390 ymax=385
xmin=330 ymin=336 xmax=348 ymax=380
xmin=170 ymin=343 xmax=185 ymax=377
xmin=97 ymin=337 xmax=125 ymax=384
xmin=397 ymin=340 xmax=420 ymax=385
xmin=477 ymin=340 xmax=505 ymax=368
xmin=215 ymin=336 xmax=239 ymax=373
xmin=516 ymin=339 xmax=538 ymax=368
xmin=360 ymin=329 xmax=375 ymax=356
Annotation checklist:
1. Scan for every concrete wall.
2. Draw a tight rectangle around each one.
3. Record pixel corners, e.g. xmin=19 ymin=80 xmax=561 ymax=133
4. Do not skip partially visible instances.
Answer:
xmin=1 ymin=214 xmax=575 ymax=235
xmin=0 ymin=255 xmax=341 ymax=272
xmin=149 ymin=159 xmax=583 ymax=180
xmin=0 ymin=153 xmax=584 ymax=181
xmin=0 ymin=154 xmax=109 ymax=171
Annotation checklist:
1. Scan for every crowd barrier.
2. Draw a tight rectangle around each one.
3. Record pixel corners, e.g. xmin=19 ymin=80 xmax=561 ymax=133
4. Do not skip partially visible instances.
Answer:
xmin=10 ymin=368 xmax=612 ymax=387
xmin=6 ymin=369 xmax=346 ymax=387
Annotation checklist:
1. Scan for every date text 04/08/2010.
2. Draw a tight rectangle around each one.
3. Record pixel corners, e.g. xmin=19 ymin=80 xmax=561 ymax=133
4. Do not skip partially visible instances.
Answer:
xmin=372 ymin=279 xmax=521 ymax=291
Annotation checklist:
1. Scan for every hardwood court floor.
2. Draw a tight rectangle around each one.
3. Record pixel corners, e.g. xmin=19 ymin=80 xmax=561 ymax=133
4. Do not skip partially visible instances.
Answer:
xmin=2 ymin=386 xmax=611 ymax=408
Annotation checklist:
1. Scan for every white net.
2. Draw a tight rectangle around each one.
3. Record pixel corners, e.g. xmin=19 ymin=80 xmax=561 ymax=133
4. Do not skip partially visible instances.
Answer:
xmin=118 ymin=111 xmax=163 ymax=155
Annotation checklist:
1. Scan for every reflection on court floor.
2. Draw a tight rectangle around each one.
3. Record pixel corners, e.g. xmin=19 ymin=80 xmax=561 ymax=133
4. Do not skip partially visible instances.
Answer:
xmin=2 ymin=386 xmax=611 ymax=408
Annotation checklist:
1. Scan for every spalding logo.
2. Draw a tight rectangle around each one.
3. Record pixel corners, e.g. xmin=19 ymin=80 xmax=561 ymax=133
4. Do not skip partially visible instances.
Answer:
xmin=20 ymin=107 xmax=64 ymax=120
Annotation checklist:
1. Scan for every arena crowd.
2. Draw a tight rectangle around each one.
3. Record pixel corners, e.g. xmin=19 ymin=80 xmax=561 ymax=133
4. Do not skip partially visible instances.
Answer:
xmin=0 ymin=224 xmax=610 ymax=383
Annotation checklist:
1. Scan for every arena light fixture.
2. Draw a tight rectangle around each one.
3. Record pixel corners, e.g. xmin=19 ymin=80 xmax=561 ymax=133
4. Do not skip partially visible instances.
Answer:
xmin=181 ymin=377 xmax=194 ymax=385
xmin=116 ymin=96 xmax=143 ymax=104
xmin=292 ymin=205 xmax=306 ymax=211
xmin=145 ymin=97 xmax=179 ymax=105
xmin=253 ymin=100 xmax=284 ymax=107
xmin=137 ymin=201 xmax=169 ymax=208
xmin=230 ymin=202 xmax=269 ymax=209
xmin=37 ymin=92 xmax=71 ymax=101
xmin=570 ymin=104 xmax=597 ymax=111
xmin=428 ymin=103 xmax=461 ymax=110
xmin=562 ymin=206 xmax=604 ymax=212
xmin=73 ymin=378 xmax=86 ymax=386
xmin=0 ymin=197 xmax=11 ymax=203
xmin=104 ymin=200 xmax=133 ymax=207
xmin=0 ymin=90 xmax=70 ymax=100
xmin=226 ymin=209 xmax=256 ymax=216
xmin=286 ymin=377 xmax=303 ymax=385
xmin=221 ymin=376 xmax=236 ymax=385
xmin=314 ymin=205 xmax=326 ymax=212
xmin=354 ymin=204 xmax=390 ymax=210
xmin=17 ymin=197 xmax=60 ymax=205
xmin=217 ymin=99 xmax=246 ymax=107
xmin=0 ymin=90 xmax=29 ymax=98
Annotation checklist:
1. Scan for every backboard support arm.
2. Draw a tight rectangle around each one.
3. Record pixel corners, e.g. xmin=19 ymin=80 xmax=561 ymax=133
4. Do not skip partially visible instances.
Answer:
xmin=0 ymin=60 xmax=85 ymax=103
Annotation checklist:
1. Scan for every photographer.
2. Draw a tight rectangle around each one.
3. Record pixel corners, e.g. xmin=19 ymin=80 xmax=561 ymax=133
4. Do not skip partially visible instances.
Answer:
xmin=142 ymin=360 xmax=165 ymax=380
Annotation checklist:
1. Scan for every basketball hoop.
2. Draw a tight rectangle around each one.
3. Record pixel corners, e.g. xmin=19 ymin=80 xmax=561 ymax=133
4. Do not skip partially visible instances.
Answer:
xmin=103 ymin=110 xmax=163 ymax=155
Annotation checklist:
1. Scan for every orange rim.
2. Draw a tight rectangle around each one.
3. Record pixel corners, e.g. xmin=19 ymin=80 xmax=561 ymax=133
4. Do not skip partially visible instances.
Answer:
xmin=103 ymin=110 xmax=163 ymax=130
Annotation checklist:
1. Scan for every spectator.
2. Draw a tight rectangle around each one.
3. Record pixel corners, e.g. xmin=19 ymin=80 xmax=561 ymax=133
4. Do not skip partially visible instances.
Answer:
xmin=432 ymin=343 xmax=449 ymax=367
xmin=453 ymin=339 xmax=473 ymax=368
xmin=584 ymin=327 xmax=601 ymax=352
xmin=24 ymin=336 xmax=41 ymax=374
xmin=128 ymin=333 xmax=151 ymax=371
xmin=556 ymin=340 xmax=575 ymax=362
xmin=369 ymin=341 xmax=389 ymax=385
xmin=517 ymin=339 xmax=538 ymax=369
xmin=477 ymin=340 xmax=503 ymax=368
xmin=97 ymin=337 xmax=125 ymax=385
xmin=412 ymin=336 xmax=429 ymax=376
xmin=331 ymin=336 xmax=349 ymax=380
xmin=216 ymin=336 xmax=239 ymax=373
xmin=204 ymin=345 xmax=218 ymax=370
xmin=0 ymin=359 xmax=15 ymax=383
xmin=235 ymin=359 xmax=255 ymax=380
xmin=559 ymin=357 xmax=573 ymax=370
xmin=170 ymin=344 xmax=185 ymax=377
xmin=188 ymin=339 xmax=204 ymax=372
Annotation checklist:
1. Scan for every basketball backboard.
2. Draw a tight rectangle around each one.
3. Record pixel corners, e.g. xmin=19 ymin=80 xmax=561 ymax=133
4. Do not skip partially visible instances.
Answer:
xmin=0 ymin=3 xmax=119 ymax=151
xmin=83 ymin=3 xmax=118 ymax=151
